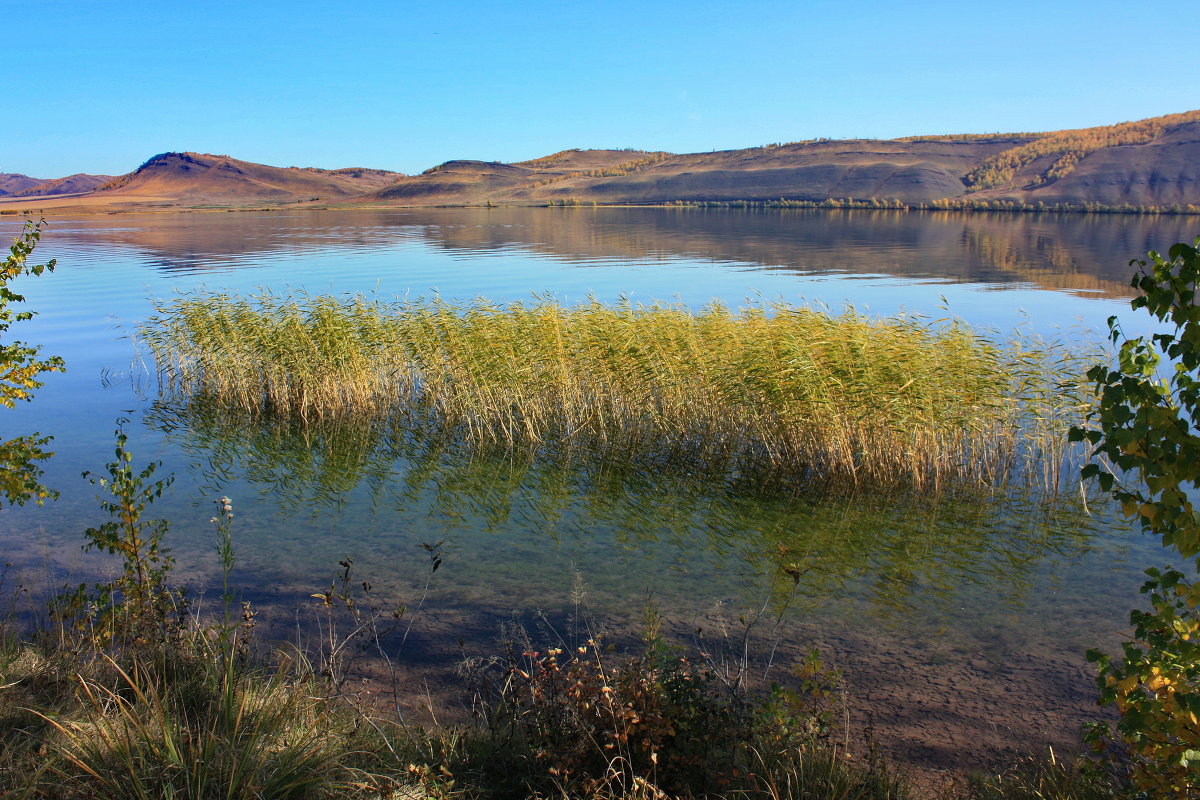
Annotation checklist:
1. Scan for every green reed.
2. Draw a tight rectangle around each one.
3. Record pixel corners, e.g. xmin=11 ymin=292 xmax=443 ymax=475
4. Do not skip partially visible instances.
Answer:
xmin=140 ymin=291 xmax=1093 ymax=491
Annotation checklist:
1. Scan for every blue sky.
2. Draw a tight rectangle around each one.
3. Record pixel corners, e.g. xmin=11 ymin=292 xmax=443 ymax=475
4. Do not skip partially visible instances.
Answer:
xmin=7 ymin=0 xmax=1199 ymax=178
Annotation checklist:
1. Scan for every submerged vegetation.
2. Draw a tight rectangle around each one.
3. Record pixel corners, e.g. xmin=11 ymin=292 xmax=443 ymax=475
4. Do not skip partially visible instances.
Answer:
xmin=140 ymin=293 xmax=1092 ymax=493
xmin=145 ymin=398 xmax=1109 ymax=625
xmin=0 ymin=430 xmax=910 ymax=799
xmin=0 ymin=431 xmax=1121 ymax=800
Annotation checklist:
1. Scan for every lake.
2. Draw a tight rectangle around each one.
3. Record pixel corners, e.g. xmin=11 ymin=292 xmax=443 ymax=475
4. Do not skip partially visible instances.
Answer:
xmin=2 ymin=206 xmax=1195 ymax=771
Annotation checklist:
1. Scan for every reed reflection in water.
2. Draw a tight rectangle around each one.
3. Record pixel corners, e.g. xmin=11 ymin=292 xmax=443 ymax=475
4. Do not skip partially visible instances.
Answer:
xmin=146 ymin=398 xmax=1115 ymax=638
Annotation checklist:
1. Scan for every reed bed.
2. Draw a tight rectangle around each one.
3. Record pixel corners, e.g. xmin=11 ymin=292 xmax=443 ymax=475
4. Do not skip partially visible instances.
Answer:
xmin=139 ymin=291 xmax=1092 ymax=491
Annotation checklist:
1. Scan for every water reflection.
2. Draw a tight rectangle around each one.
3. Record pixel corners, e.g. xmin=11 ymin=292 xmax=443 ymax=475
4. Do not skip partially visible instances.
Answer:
xmin=0 ymin=207 xmax=1161 ymax=769
xmin=147 ymin=399 xmax=1111 ymax=625
xmin=16 ymin=207 xmax=1198 ymax=297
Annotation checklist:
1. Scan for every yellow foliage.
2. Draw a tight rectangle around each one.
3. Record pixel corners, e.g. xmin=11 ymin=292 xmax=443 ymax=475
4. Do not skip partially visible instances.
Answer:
xmin=964 ymin=110 xmax=1200 ymax=191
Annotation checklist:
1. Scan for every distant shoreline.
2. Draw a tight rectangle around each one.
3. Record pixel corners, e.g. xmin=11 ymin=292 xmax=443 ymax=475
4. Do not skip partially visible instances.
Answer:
xmin=3 ymin=198 xmax=1199 ymax=217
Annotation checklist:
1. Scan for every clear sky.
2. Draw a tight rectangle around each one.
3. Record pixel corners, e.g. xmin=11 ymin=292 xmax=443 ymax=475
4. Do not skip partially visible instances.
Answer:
xmin=6 ymin=0 xmax=1198 ymax=178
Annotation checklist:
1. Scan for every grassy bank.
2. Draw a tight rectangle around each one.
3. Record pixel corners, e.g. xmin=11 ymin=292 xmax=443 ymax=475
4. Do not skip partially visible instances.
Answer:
xmin=140 ymin=293 xmax=1091 ymax=492
xmin=0 ymin=576 xmax=1131 ymax=800
xmin=0 ymin=624 xmax=913 ymax=799
xmin=0 ymin=583 xmax=1126 ymax=800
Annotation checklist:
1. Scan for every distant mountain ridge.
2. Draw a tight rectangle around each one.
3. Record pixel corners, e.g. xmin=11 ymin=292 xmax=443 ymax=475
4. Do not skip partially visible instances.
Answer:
xmin=0 ymin=172 xmax=114 ymax=198
xmin=0 ymin=173 xmax=46 ymax=196
xmin=14 ymin=173 xmax=114 ymax=197
xmin=4 ymin=110 xmax=1199 ymax=211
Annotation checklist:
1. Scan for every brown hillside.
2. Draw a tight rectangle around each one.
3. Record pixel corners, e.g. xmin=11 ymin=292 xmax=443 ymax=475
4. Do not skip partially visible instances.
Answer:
xmin=372 ymin=150 xmax=661 ymax=204
xmin=974 ymin=118 xmax=1200 ymax=205
xmin=361 ymin=139 xmax=1031 ymax=206
xmin=963 ymin=111 xmax=1200 ymax=191
xmin=361 ymin=113 xmax=1200 ymax=208
xmin=535 ymin=138 xmax=1028 ymax=204
xmin=375 ymin=160 xmax=533 ymax=202
xmin=513 ymin=148 xmax=652 ymax=170
xmin=6 ymin=110 xmax=1200 ymax=211
xmin=95 ymin=152 xmax=404 ymax=204
xmin=14 ymin=173 xmax=115 ymax=198
xmin=0 ymin=173 xmax=46 ymax=197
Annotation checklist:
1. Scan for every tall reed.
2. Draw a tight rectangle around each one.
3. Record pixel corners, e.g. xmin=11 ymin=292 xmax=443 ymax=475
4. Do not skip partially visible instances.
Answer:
xmin=140 ymin=291 xmax=1093 ymax=491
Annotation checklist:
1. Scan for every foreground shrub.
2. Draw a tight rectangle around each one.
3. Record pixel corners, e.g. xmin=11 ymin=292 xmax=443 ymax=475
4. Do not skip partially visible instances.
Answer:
xmin=1072 ymin=236 xmax=1200 ymax=796
xmin=462 ymin=636 xmax=906 ymax=800
xmin=1 ymin=218 xmax=64 ymax=506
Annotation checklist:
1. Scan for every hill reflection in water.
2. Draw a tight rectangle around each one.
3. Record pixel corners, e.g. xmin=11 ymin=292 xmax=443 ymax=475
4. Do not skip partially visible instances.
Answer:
xmin=32 ymin=207 xmax=1200 ymax=298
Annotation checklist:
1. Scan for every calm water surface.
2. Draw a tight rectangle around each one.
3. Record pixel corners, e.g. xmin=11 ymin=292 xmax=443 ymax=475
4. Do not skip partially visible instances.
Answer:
xmin=1 ymin=207 xmax=1193 ymax=760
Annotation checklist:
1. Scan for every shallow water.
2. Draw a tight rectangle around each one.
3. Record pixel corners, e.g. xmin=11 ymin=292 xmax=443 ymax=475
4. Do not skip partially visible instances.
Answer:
xmin=2 ymin=206 xmax=1192 ymax=769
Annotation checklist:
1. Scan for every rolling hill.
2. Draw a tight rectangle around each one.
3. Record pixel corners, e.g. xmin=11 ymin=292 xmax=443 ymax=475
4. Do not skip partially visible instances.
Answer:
xmin=0 ymin=173 xmax=49 ymax=196
xmin=3 ymin=110 xmax=1198 ymax=211
xmin=1 ymin=172 xmax=114 ymax=198
xmin=94 ymin=152 xmax=404 ymax=203
xmin=13 ymin=173 xmax=115 ymax=197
